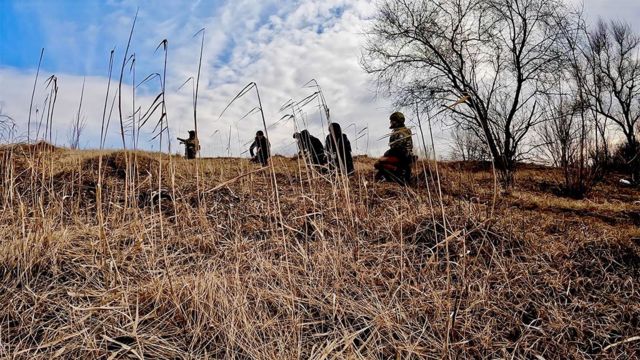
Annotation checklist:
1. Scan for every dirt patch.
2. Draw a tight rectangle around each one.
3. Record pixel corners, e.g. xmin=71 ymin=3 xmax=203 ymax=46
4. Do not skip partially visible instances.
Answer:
xmin=443 ymin=160 xmax=494 ymax=173
xmin=78 ymin=151 xmax=160 ymax=179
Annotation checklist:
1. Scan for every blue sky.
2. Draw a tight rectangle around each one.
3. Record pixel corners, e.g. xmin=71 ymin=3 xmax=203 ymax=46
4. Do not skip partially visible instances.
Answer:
xmin=0 ymin=1 xmax=47 ymax=70
xmin=1 ymin=0 xmax=263 ymax=77
xmin=1 ymin=0 xmax=640 ymax=157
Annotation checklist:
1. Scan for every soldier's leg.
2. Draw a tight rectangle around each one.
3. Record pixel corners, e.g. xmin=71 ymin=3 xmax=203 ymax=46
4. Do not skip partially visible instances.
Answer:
xmin=375 ymin=157 xmax=401 ymax=182
xmin=259 ymin=152 xmax=269 ymax=166
xmin=374 ymin=159 xmax=386 ymax=181
xmin=401 ymin=163 xmax=412 ymax=184
xmin=399 ymin=156 xmax=412 ymax=184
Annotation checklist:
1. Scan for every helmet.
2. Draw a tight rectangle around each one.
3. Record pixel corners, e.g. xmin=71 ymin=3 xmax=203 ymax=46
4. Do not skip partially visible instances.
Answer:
xmin=188 ymin=130 xmax=196 ymax=137
xmin=389 ymin=112 xmax=405 ymax=128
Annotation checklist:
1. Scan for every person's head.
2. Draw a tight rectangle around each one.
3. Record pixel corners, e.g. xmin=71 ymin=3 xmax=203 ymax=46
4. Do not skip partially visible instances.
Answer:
xmin=389 ymin=112 xmax=405 ymax=129
xmin=188 ymin=130 xmax=196 ymax=138
xmin=293 ymin=132 xmax=300 ymax=139
xmin=299 ymin=130 xmax=311 ymax=140
xmin=256 ymin=130 xmax=264 ymax=138
xmin=328 ymin=123 xmax=342 ymax=138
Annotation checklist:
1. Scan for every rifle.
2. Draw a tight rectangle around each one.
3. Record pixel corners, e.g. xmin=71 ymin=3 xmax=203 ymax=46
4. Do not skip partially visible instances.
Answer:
xmin=177 ymin=137 xmax=187 ymax=144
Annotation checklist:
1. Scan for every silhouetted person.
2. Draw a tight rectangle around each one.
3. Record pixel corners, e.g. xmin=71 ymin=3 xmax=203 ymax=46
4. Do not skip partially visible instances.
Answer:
xmin=298 ymin=130 xmax=327 ymax=166
xmin=250 ymin=130 xmax=270 ymax=166
xmin=325 ymin=123 xmax=354 ymax=174
xmin=177 ymin=130 xmax=200 ymax=159
xmin=375 ymin=112 xmax=415 ymax=184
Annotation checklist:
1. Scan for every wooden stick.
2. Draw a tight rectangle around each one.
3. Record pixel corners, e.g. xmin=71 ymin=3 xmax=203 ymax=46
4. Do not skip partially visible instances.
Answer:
xmin=203 ymin=166 xmax=269 ymax=194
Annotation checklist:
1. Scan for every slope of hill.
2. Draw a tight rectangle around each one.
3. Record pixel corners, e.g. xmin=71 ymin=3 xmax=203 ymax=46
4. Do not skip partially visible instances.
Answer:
xmin=0 ymin=145 xmax=638 ymax=359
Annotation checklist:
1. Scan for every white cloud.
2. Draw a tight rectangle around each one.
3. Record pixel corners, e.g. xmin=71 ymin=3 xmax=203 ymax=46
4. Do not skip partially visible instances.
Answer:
xmin=578 ymin=0 xmax=640 ymax=30
xmin=0 ymin=67 xmax=163 ymax=150
xmin=2 ymin=0 xmax=432 ymax=159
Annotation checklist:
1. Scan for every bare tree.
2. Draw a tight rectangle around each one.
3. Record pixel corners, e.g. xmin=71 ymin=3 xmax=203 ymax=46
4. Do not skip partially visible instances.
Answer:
xmin=69 ymin=117 xmax=86 ymax=150
xmin=363 ymin=0 xmax=573 ymax=187
xmin=536 ymin=83 xmax=597 ymax=196
xmin=536 ymin=14 xmax=603 ymax=197
xmin=585 ymin=20 xmax=640 ymax=183
xmin=538 ymin=89 xmax=580 ymax=170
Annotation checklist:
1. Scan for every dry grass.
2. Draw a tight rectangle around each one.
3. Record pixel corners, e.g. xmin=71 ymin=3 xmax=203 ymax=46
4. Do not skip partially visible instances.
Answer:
xmin=0 ymin=145 xmax=639 ymax=359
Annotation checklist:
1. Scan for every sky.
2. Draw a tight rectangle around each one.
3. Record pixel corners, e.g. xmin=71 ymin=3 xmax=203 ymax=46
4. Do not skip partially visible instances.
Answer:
xmin=1 ymin=0 xmax=640 ymax=158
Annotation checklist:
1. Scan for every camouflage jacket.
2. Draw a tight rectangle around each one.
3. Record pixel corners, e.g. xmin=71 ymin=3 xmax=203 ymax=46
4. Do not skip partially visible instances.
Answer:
xmin=185 ymin=138 xmax=200 ymax=150
xmin=389 ymin=126 xmax=413 ymax=155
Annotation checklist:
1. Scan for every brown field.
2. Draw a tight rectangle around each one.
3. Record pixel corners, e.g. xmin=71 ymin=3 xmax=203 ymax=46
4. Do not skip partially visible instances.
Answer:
xmin=0 ymin=144 xmax=639 ymax=359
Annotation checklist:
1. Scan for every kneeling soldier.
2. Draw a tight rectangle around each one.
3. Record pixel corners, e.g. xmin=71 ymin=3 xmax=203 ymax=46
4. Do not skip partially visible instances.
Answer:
xmin=375 ymin=112 xmax=415 ymax=184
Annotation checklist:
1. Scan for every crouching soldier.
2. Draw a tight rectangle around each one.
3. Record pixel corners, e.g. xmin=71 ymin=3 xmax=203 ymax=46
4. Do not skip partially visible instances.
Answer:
xmin=326 ymin=123 xmax=354 ymax=175
xmin=298 ymin=130 xmax=327 ymax=167
xmin=250 ymin=130 xmax=270 ymax=166
xmin=375 ymin=112 xmax=415 ymax=184
xmin=177 ymin=130 xmax=200 ymax=159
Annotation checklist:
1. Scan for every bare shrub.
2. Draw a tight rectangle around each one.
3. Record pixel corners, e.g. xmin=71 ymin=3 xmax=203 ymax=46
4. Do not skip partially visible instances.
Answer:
xmin=449 ymin=124 xmax=489 ymax=162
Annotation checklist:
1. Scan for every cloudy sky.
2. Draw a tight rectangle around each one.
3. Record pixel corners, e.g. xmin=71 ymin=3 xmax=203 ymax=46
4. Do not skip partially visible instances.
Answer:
xmin=1 ymin=0 xmax=639 ymax=157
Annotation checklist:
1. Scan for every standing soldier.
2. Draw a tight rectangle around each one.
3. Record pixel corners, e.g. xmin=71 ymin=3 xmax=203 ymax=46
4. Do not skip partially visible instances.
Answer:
xmin=249 ymin=130 xmax=270 ymax=166
xmin=326 ymin=123 xmax=354 ymax=174
xmin=177 ymin=130 xmax=200 ymax=159
xmin=375 ymin=112 xmax=415 ymax=183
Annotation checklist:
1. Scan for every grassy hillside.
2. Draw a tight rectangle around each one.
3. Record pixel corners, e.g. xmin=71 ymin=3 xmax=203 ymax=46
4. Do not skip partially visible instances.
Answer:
xmin=0 ymin=144 xmax=639 ymax=359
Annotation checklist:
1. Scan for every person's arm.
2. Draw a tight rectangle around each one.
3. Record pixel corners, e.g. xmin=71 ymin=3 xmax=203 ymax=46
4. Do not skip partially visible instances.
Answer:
xmin=344 ymin=135 xmax=352 ymax=153
xmin=296 ymin=139 xmax=303 ymax=155
xmin=405 ymin=129 xmax=414 ymax=153
xmin=389 ymin=129 xmax=409 ymax=150
xmin=325 ymin=136 xmax=332 ymax=153
xmin=249 ymin=140 xmax=256 ymax=157
xmin=389 ymin=130 xmax=399 ymax=149
xmin=312 ymin=137 xmax=324 ymax=152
